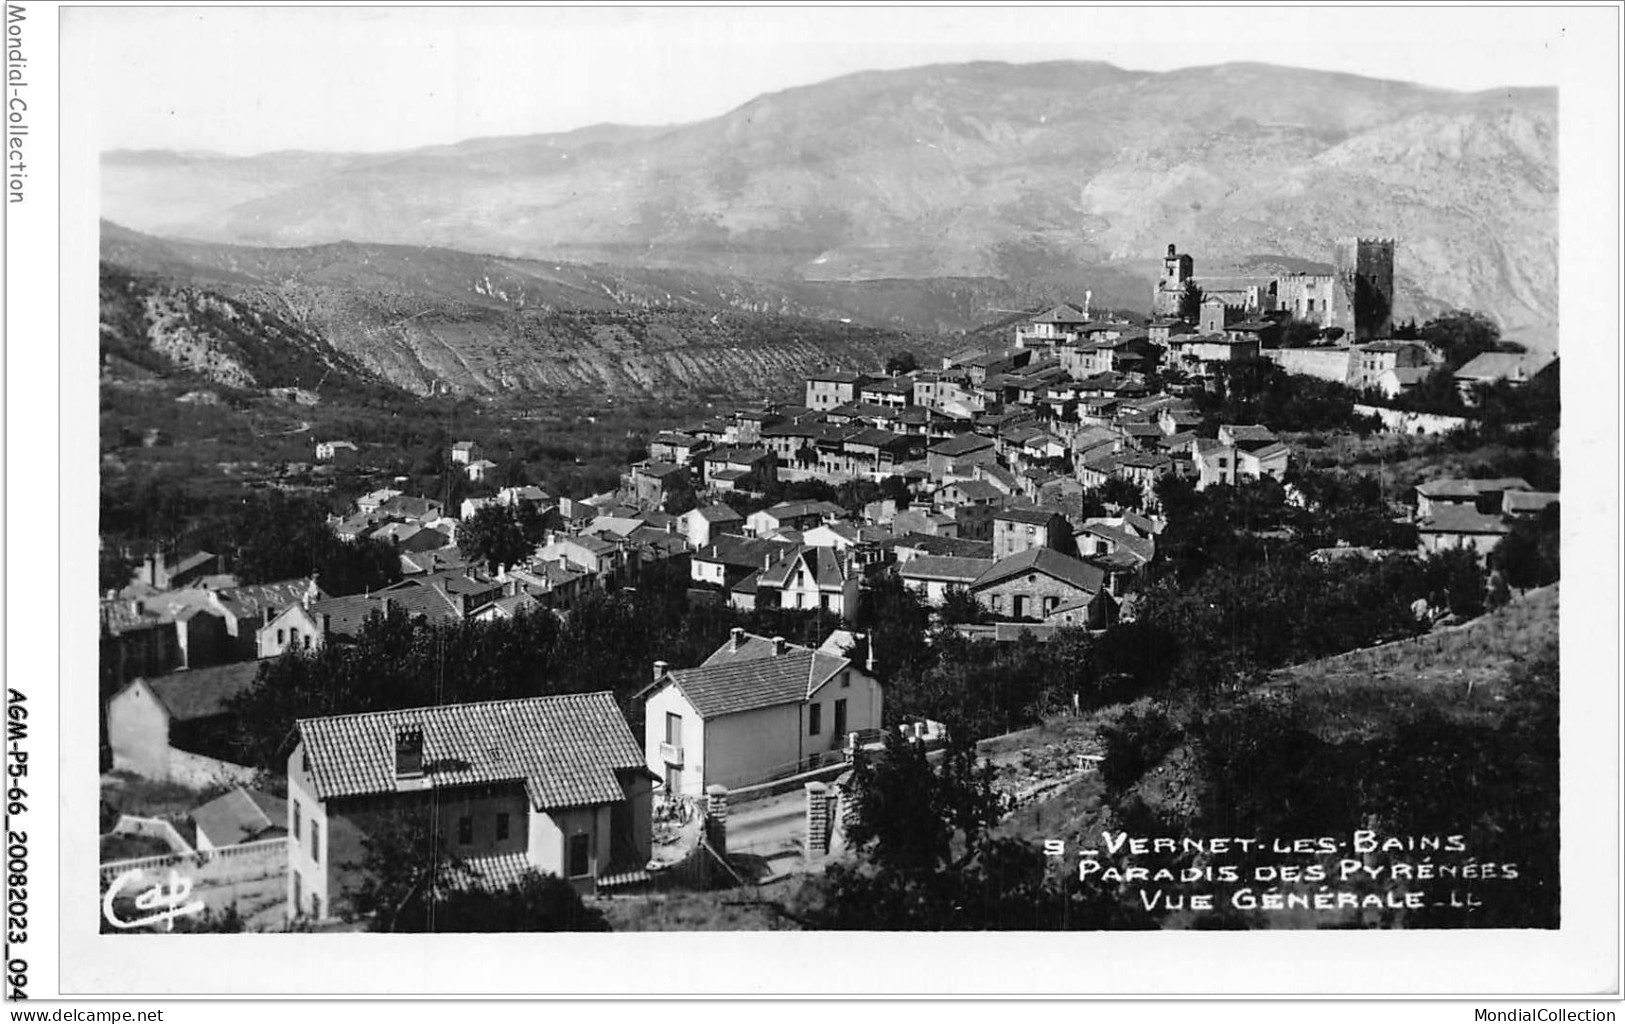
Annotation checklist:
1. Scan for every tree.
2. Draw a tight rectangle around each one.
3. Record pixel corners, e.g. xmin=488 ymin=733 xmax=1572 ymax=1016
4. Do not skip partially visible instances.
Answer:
xmin=347 ymin=810 xmax=467 ymax=933
xmin=1422 ymin=548 xmax=1487 ymax=620
xmin=398 ymin=870 xmax=609 ymax=933
xmin=99 ymin=546 xmax=137 ymax=593
xmin=1489 ymin=505 xmax=1560 ymax=590
xmin=1279 ymin=316 xmax=1323 ymax=348
xmin=939 ymin=586 xmax=986 ymax=625
xmin=803 ymin=732 xmax=1155 ymax=930
xmin=458 ymin=504 xmax=531 ymax=573
xmin=1097 ymin=476 xmax=1143 ymax=511
xmin=1419 ymin=310 xmax=1504 ymax=369
xmin=885 ymin=350 xmax=919 ymax=375
xmin=661 ymin=475 xmax=698 ymax=517
xmin=878 ymin=474 xmax=912 ymax=506
xmin=1178 ymin=280 xmax=1205 ymax=323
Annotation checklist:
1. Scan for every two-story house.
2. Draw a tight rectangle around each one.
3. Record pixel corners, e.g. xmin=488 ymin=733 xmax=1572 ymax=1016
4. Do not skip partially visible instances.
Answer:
xmin=287 ymin=693 xmax=653 ymax=921
xmin=805 ymin=371 xmax=872 ymax=412
xmin=991 ymin=508 xmax=1072 ymax=560
xmin=756 ymin=545 xmax=861 ymax=617
xmin=970 ymin=548 xmax=1117 ymax=627
xmin=638 ymin=629 xmax=883 ymax=795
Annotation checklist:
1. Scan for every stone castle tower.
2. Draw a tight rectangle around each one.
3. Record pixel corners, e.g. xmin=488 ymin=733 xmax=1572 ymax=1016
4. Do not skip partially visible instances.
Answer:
xmin=1153 ymin=243 xmax=1195 ymax=317
xmin=1334 ymin=237 xmax=1396 ymax=342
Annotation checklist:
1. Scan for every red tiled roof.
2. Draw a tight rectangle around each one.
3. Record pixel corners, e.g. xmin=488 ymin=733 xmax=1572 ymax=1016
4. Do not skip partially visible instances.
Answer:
xmin=296 ymin=693 xmax=643 ymax=810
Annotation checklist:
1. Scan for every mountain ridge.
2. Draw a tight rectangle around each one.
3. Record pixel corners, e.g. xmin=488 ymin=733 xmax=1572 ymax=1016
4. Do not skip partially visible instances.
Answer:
xmin=101 ymin=59 xmax=1558 ymax=348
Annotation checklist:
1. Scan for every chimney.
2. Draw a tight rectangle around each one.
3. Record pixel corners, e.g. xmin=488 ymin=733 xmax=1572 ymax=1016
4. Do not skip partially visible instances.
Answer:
xmin=772 ymin=636 xmax=787 ymax=656
xmin=395 ymin=726 xmax=424 ymax=779
xmin=729 ymin=627 xmax=744 ymax=652
xmin=653 ymin=660 xmax=668 ymax=682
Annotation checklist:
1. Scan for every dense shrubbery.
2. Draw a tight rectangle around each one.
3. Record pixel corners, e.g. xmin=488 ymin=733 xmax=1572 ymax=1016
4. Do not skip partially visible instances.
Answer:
xmin=797 ymin=732 xmax=1156 ymax=930
xmin=1194 ymin=358 xmax=1380 ymax=435
xmin=224 ymin=568 xmax=832 ymax=770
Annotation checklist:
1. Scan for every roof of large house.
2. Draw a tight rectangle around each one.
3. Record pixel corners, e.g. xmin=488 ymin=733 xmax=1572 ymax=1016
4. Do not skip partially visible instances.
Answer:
xmin=635 ymin=460 xmax=688 ymax=479
xmin=1416 ymin=477 xmax=1533 ymax=499
xmin=928 ymin=432 xmax=996 ymax=457
xmin=694 ymin=534 xmax=796 ymax=570
xmin=378 ymin=495 xmax=443 ymax=521
xmin=1454 ymin=351 xmax=1556 ymax=382
xmin=1503 ymin=490 xmax=1560 ymax=515
xmin=754 ymin=500 xmax=843 ymax=522
xmin=1029 ymin=303 xmax=1090 ymax=324
xmin=972 ymin=548 xmax=1107 ymax=595
xmin=191 ymin=787 xmax=287 ymax=847
xmin=1417 ymin=507 xmax=1513 ymax=535
xmin=807 ymin=370 xmax=869 ymax=384
xmin=652 ymin=430 xmax=703 ymax=447
xmin=371 ymin=522 xmax=426 ymax=545
xmin=995 ymin=507 xmax=1062 ymax=527
xmin=845 ymin=428 xmax=911 ymax=449
xmin=296 ymin=693 xmax=643 ymax=809
xmin=663 ymin=648 xmax=848 ymax=719
xmin=1078 ymin=522 xmax=1155 ymax=564
xmin=891 ymin=533 xmax=996 ymax=559
xmin=214 ymin=578 xmax=324 ymax=623
xmin=940 ymin=479 xmax=1004 ymax=502
xmin=899 ymin=555 xmax=995 ymax=583
xmin=1220 ymin=423 xmax=1278 ymax=443
xmin=690 ymin=504 xmax=744 ymax=524
xmin=1118 ymin=450 xmax=1173 ymax=471
xmin=1243 ymin=441 xmax=1292 ymax=462
xmin=701 ymin=629 xmax=813 ymax=668
xmin=861 ymin=376 xmax=916 ymax=395
xmin=128 ymin=661 xmax=264 ymax=722
xmin=370 ymin=584 xmax=465 ymax=622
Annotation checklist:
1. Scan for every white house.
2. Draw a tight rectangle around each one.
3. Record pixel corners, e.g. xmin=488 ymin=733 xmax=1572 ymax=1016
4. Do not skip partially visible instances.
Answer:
xmin=638 ymin=629 xmax=883 ymax=796
xmin=899 ymin=556 xmax=993 ymax=607
xmin=757 ymin=545 xmax=861 ymax=617
xmin=681 ymin=504 xmax=745 ymax=549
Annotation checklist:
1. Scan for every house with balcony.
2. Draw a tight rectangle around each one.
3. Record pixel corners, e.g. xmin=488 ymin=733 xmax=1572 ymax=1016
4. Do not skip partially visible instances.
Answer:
xmin=638 ymin=629 xmax=883 ymax=796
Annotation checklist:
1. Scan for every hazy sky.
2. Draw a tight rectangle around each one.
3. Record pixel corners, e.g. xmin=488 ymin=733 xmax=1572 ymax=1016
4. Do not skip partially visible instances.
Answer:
xmin=78 ymin=6 xmax=1572 ymax=155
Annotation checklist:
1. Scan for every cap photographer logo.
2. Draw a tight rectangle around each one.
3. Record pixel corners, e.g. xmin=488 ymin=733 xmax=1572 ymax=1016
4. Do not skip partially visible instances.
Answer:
xmin=100 ymin=869 xmax=205 ymax=931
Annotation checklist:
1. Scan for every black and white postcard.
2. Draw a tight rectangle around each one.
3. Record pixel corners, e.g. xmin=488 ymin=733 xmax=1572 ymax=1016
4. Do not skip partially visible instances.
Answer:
xmin=7 ymin=1 xmax=1619 ymax=1003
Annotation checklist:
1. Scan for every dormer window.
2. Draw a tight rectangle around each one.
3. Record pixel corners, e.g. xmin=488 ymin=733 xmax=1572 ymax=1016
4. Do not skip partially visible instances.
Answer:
xmin=395 ymin=726 xmax=425 ymax=779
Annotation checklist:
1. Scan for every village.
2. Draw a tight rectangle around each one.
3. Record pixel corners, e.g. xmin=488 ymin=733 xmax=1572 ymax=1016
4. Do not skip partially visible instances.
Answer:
xmin=96 ymin=239 xmax=1562 ymax=933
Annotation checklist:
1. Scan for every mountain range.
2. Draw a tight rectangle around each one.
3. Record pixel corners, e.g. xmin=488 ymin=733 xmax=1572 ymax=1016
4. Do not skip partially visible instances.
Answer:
xmin=103 ymin=60 xmax=1559 ymax=369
